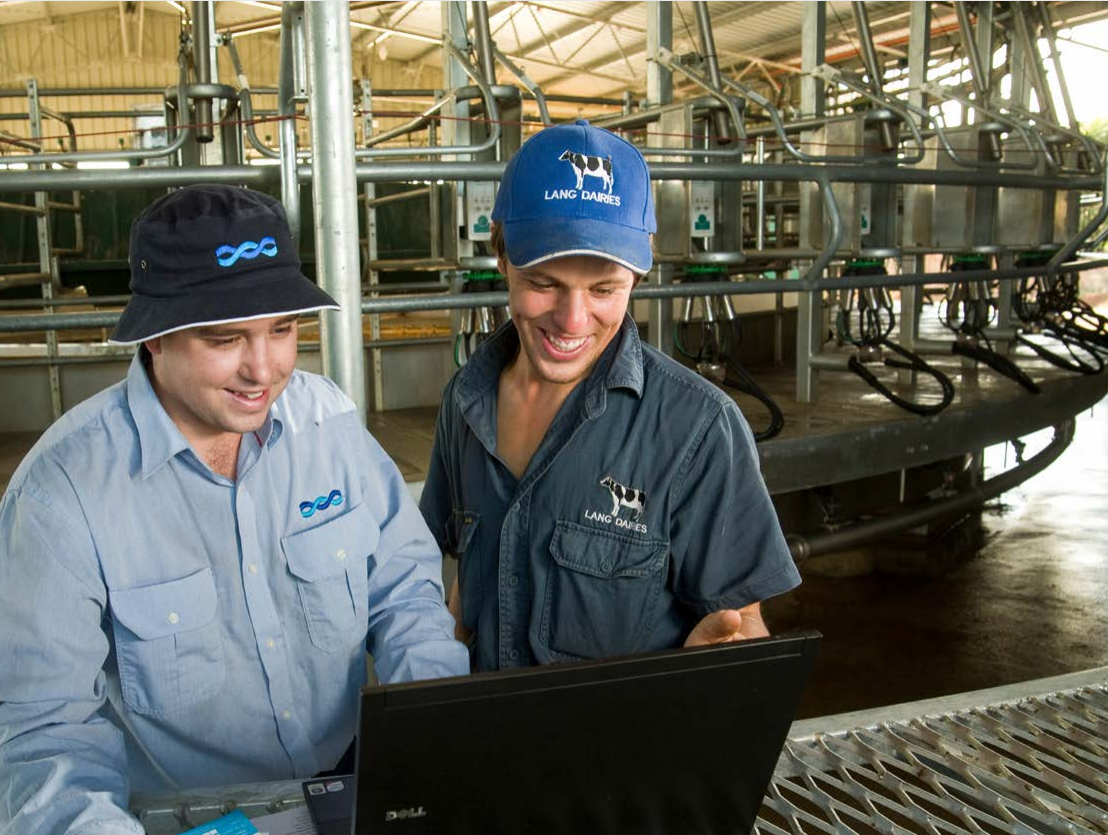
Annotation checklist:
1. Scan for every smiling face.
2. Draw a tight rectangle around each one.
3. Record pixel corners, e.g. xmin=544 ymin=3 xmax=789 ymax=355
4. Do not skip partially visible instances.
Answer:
xmin=145 ymin=314 xmax=299 ymax=448
xmin=501 ymin=254 xmax=636 ymax=389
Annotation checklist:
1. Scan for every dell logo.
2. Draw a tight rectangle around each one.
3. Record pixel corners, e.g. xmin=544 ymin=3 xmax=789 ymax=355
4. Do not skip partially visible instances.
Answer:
xmin=385 ymin=807 xmax=427 ymax=822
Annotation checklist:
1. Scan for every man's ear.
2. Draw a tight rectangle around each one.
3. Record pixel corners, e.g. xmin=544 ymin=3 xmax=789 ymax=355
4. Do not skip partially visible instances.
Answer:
xmin=497 ymin=255 xmax=509 ymax=278
xmin=144 ymin=337 xmax=163 ymax=356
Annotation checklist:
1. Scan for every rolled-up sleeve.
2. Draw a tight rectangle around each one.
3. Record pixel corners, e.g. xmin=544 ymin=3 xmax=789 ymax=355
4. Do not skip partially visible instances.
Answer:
xmin=355 ymin=421 xmax=469 ymax=684
xmin=0 ymin=483 xmax=144 ymax=835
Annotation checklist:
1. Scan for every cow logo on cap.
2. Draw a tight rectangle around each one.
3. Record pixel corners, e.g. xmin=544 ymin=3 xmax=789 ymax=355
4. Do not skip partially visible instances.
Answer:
xmin=558 ymin=150 xmax=614 ymax=193
xmin=216 ymin=236 xmax=279 ymax=267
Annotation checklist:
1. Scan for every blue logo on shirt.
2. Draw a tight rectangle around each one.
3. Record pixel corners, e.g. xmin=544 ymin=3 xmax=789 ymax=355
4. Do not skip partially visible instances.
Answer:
xmin=300 ymin=489 xmax=343 ymax=518
xmin=215 ymin=236 xmax=278 ymax=267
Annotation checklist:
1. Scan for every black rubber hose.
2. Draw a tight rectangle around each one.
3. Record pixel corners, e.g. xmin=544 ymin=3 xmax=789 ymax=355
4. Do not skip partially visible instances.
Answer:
xmin=847 ymin=338 xmax=956 ymax=417
xmin=951 ymin=340 xmax=1041 ymax=394
xmin=1016 ymin=331 xmax=1104 ymax=375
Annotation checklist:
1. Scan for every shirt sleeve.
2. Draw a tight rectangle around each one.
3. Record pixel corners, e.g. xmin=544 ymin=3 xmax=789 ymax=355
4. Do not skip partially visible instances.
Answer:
xmin=351 ymin=416 xmax=469 ymax=684
xmin=667 ymin=400 xmax=801 ymax=618
xmin=0 ymin=482 xmax=144 ymax=835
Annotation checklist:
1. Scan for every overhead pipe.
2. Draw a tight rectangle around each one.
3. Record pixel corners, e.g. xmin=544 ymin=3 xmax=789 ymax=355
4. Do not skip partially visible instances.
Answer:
xmin=649 ymin=48 xmax=745 ymax=155
xmin=191 ymin=1 xmax=215 ymax=143
xmin=0 ymin=155 xmax=1102 ymax=193
xmin=492 ymin=45 xmax=551 ymax=126
xmin=353 ymin=42 xmax=501 ymax=159
xmin=850 ymin=0 xmax=897 ymax=152
xmin=1035 ymin=1 xmax=1078 ymax=130
xmin=13 ymin=257 xmax=1108 ymax=335
xmin=0 ymin=56 xmax=192 ymax=166
xmin=850 ymin=1 xmax=884 ymax=95
xmin=225 ymin=34 xmax=280 ymax=159
xmin=954 ymin=2 xmax=991 ymax=108
xmin=471 ymin=2 xmax=497 ymax=88
xmin=1009 ymin=2 xmax=1059 ymax=127
xmin=692 ymin=1 xmax=732 ymax=146
xmin=278 ymin=1 xmax=304 ymax=243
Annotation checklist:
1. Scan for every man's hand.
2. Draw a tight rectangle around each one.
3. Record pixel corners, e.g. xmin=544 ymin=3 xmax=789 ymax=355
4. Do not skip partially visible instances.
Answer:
xmin=447 ymin=575 xmax=473 ymax=643
xmin=684 ymin=602 xmax=768 ymax=647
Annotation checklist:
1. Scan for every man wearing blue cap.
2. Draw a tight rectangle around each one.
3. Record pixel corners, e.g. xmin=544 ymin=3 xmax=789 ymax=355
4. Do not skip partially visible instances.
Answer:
xmin=420 ymin=121 xmax=801 ymax=671
xmin=0 ymin=185 xmax=468 ymax=835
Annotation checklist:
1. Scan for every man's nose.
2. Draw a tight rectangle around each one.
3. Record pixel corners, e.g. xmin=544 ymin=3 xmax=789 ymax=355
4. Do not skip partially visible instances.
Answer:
xmin=553 ymin=289 xmax=589 ymax=333
xmin=240 ymin=338 xmax=275 ymax=384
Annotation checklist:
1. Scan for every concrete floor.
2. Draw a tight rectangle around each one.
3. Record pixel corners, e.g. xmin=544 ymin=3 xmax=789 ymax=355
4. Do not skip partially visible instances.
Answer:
xmin=768 ymin=400 xmax=1108 ymax=717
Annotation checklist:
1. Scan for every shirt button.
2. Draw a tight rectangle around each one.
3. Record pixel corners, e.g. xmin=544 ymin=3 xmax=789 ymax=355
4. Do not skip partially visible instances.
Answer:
xmin=248 ymin=564 xmax=259 ymax=575
xmin=507 ymin=574 xmax=519 ymax=587
xmin=509 ymin=649 xmax=520 ymax=660
xmin=282 ymin=709 xmax=292 ymax=720
xmin=167 ymin=612 xmax=179 ymax=625
xmin=266 ymin=638 xmax=276 ymax=650
xmin=336 ymin=549 xmax=347 ymax=561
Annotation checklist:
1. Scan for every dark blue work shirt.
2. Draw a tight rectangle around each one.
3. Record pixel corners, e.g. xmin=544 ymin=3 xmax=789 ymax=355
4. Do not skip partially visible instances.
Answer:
xmin=419 ymin=316 xmax=801 ymax=672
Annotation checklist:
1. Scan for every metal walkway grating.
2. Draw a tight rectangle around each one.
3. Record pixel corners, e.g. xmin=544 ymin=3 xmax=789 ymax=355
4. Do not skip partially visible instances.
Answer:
xmin=761 ymin=684 xmax=1108 ymax=835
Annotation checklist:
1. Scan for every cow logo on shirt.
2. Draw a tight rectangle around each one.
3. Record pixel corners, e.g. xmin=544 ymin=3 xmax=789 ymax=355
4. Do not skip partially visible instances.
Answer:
xmin=583 ymin=476 xmax=648 ymax=534
xmin=299 ymin=489 xmax=343 ymax=518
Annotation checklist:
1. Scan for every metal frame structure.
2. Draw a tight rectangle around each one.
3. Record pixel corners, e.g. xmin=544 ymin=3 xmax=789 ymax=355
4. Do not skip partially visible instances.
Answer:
xmin=1 ymin=1 xmax=1106 ymax=419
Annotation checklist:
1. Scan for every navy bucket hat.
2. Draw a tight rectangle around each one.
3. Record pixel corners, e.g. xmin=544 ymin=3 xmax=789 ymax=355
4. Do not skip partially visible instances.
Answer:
xmin=491 ymin=119 xmax=657 ymax=274
xmin=109 ymin=184 xmax=338 ymax=345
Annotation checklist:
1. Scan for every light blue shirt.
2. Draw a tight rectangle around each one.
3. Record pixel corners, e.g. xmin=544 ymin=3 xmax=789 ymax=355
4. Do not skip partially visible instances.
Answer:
xmin=0 ymin=355 xmax=468 ymax=835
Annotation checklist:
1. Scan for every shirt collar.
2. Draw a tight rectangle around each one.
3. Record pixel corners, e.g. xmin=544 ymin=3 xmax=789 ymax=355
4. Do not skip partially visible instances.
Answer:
xmin=453 ymin=314 xmax=645 ymax=417
xmin=125 ymin=353 xmax=283 ymax=480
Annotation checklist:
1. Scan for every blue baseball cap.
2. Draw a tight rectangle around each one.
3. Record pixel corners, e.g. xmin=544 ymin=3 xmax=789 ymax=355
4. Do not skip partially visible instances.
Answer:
xmin=492 ymin=119 xmax=656 ymax=274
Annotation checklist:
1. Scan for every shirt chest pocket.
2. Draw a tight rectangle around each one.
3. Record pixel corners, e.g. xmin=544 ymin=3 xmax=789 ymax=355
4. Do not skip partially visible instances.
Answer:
xmin=282 ymin=503 xmax=377 ymax=653
xmin=540 ymin=520 xmax=668 ymax=661
xmin=110 ymin=568 xmax=224 ymax=716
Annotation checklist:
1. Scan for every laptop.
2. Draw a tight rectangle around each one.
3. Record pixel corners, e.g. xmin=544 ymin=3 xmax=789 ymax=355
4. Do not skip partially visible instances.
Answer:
xmin=303 ymin=630 xmax=820 ymax=835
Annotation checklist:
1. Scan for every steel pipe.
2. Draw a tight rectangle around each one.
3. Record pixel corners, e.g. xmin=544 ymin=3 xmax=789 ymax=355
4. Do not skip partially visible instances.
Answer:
xmin=788 ymin=420 xmax=1075 ymax=563
xmin=0 ymin=59 xmax=192 ymax=165
xmin=353 ymin=47 xmax=501 ymax=159
xmin=851 ymin=1 xmax=885 ymax=95
xmin=306 ymin=1 xmax=367 ymax=423
xmin=278 ymin=1 xmax=303 ymax=243
xmin=5 ymin=257 xmax=1108 ymax=334
xmin=0 ymin=158 xmax=1099 ymax=192
xmin=693 ymin=1 xmax=731 ymax=145
xmin=192 ymin=1 xmax=215 ymax=143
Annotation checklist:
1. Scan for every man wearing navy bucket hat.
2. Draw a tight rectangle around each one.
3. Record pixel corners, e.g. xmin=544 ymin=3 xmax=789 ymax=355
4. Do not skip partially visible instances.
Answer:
xmin=420 ymin=121 xmax=800 ymax=671
xmin=0 ymin=185 xmax=467 ymax=834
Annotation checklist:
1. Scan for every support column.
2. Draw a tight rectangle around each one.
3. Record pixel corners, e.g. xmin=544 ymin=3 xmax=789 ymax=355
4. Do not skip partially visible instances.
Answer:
xmin=306 ymin=1 xmax=367 ymax=423
xmin=796 ymin=1 xmax=826 ymax=403
xmin=278 ymin=2 xmax=305 ymax=244
xmin=27 ymin=78 xmax=62 ymax=422
xmin=898 ymin=0 xmax=931 ymax=374
xmin=360 ymin=79 xmax=384 ymax=413
xmin=645 ymin=1 xmax=673 ymax=354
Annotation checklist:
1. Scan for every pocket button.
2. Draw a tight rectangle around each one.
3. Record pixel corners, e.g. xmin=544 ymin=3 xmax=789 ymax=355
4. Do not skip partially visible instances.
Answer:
xmin=335 ymin=549 xmax=347 ymax=561
xmin=167 ymin=612 xmax=179 ymax=625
